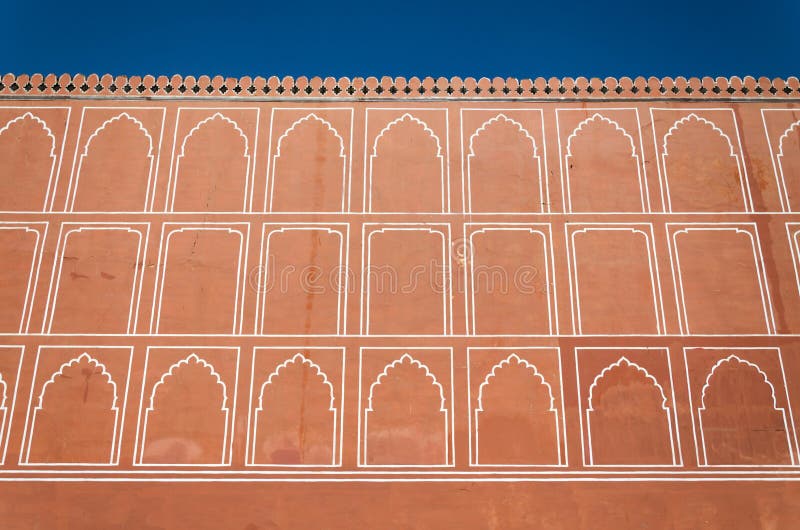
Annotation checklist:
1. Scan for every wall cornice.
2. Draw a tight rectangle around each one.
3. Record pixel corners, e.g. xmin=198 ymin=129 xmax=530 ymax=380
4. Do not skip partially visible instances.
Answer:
xmin=1 ymin=74 xmax=799 ymax=99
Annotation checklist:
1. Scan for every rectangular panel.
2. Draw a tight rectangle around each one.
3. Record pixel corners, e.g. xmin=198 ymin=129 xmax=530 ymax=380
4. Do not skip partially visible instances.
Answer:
xmin=361 ymin=223 xmax=452 ymax=335
xmin=667 ymin=223 xmax=774 ymax=335
xmin=566 ymin=223 xmax=664 ymax=335
xmin=257 ymin=223 xmax=349 ymax=335
xmin=44 ymin=223 xmax=149 ymax=334
xmin=150 ymin=222 xmax=249 ymax=335
xmin=465 ymin=223 xmax=557 ymax=335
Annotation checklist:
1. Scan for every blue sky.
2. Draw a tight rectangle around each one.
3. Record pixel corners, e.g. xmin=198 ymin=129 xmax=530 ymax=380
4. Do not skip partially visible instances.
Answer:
xmin=4 ymin=0 xmax=797 ymax=78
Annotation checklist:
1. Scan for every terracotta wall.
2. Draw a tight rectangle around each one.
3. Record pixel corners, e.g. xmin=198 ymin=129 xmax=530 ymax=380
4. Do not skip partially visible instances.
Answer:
xmin=2 ymin=75 xmax=800 ymax=526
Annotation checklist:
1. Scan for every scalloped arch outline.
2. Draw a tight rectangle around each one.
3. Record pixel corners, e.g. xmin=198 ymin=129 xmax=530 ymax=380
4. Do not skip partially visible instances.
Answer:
xmin=171 ymin=112 xmax=251 ymax=212
xmin=367 ymin=353 xmax=446 ymax=412
xmin=80 ymin=112 xmax=153 ymax=156
xmin=699 ymin=354 xmax=780 ymax=410
xmin=476 ymin=353 xmax=555 ymax=411
xmin=468 ymin=114 xmax=537 ymax=157
xmin=257 ymin=353 xmax=335 ymax=411
xmin=777 ymin=120 xmax=800 ymax=157
xmin=0 ymin=111 xmax=56 ymax=157
xmin=146 ymin=353 xmax=228 ymax=412
xmin=566 ymin=113 xmax=636 ymax=156
xmin=179 ymin=112 xmax=249 ymax=157
xmin=662 ymin=113 xmax=736 ymax=157
xmin=275 ymin=113 xmax=345 ymax=157
xmin=587 ymin=356 xmax=668 ymax=411
xmin=35 ymin=352 xmax=118 ymax=410
xmin=371 ymin=113 xmax=442 ymax=156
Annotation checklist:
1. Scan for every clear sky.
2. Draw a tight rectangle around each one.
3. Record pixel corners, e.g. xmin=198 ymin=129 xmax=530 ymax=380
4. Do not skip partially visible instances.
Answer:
xmin=4 ymin=0 xmax=797 ymax=78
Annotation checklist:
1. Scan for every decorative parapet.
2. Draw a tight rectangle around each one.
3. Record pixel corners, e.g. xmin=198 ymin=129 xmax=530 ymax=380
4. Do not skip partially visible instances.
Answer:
xmin=1 ymin=74 xmax=799 ymax=98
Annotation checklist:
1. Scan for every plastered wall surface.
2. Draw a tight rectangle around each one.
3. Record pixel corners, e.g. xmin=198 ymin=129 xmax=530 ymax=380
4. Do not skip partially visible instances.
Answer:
xmin=1 ymin=74 xmax=800 ymax=528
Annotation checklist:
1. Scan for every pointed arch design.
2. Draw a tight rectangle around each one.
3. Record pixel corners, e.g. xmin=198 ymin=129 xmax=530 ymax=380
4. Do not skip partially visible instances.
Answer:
xmin=585 ymin=357 xmax=675 ymax=465
xmin=698 ymin=355 xmax=794 ymax=466
xmin=251 ymin=353 xmax=337 ymax=465
xmin=368 ymin=113 xmax=446 ymax=212
xmin=26 ymin=353 xmax=120 ymax=464
xmin=661 ymin=113 xmax=748 ymax=212
xmin=364 ymin=353 xmax=448 ymax=465
xmin=140 ymin=353 xmax=230 ymax=465
xmin=270 ymin=113 xmax=347 ymax=212
xmin=71 ymin=112 xmax=155 ymax=211
xmin=777 ymin=119 xmax=800 ymax=211
xmin=171 ymin=112 xmax=251 ymax=212
xmin=475 ymin=354 xmax=560 ymax=465
xmin=0 ymin=112 xmax=57 ymax=211
xmin=564 ymin=113 xmax=645 ymax=212
xmin=466 ymin=114 xmax=542 ymax=213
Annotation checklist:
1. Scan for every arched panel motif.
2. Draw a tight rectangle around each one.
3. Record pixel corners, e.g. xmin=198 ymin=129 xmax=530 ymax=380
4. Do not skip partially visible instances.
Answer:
xmin=0 ymin=112 xmax=57 ymax=211
xmin=368 ymin=113 xmax=445 ymax=212
xmin=271 ymin=114 xmax=347 ymax=212
xmin=475 ymin=354 xmax=560 ymax=465
xmin=141 ymin=354 xmax=229 ymax=465
xmin=252 ymin=354 xmax=336 ymax=465
xmin=586 ymin=358 xmax=674 ymax=465
xmin=467 ymin=115 xmax=542 ymax=213
xmin=699 ymin=355 xmax=794 ymax=466
xmin=71 ymin=113 xmax=154 ymax=212
xmin=172 ymin=113 xmax=250 ymax=212
xmin=565 ymin=113 xmax=644 ymax=212
xmin=365 ymin=354 xmax=448 ymax=465
xmin=27 ymin=353 xmax=119 ymax=464
xmin=777 ymin=120 xmax=800 ymax=211
xmin=662 ymin=114 xmax=747 ymax=212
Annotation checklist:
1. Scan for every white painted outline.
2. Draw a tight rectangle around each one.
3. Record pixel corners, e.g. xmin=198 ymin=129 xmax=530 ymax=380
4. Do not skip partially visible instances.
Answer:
xmin=575 ymin=349 xmax=681 ymax=468
xmin=246 ymin=348 xmax=345 ymax=467
xmin=467 ymin=347 xmax=567 ymax=469
xmin=470 ymin=350 xmax=565 ymax=467
xmin=0 ymin=345 xmax=24 ymax=465
xmin=166 ymin=107 xmax=260 ymax=213
xmin=256 ymin=223 xmax=349 ymax=335
xmin=364 ymin=108 xmax=450 ymax=213
xmin=761 ymin=108 xmax=800 ymax=212
xmin=134 ymin=346 xmax=240 ymax=467
xmin=42 ymin=222 xmax=149 ymax=335
xmin=460 ymin=109 xmax=548 ymax=213
xmin=358 ymin=347 xmax=455 ymax=468
xmin=149 ymin=222 xmax=249 ymax=335
xmin=786 ymin=222 xmax=800 ymax=297
xmin=65 ymin=107 xmax=166 ymax=212
xmin=265 ymin=108 xmax=354 ymax=213
xmin=464 ymin=223 xmax=558 ymax=335
xmin=651 ymin=108 xmax=752 ymax=213
xmin=360 ymin=223 xmax=452 ymax=335
xmin=19 ymin=345 xmax=133 ymax=466
xmin=0 ymin=223 xmax=48 ymax=333
xmin=683 ymin=347 xmax=800 ymax=467
xmin=565 ymin=224 xmax=665 ymax=335
xmin=666 ymin=223 xmax=775 ymax=335
xmin=555 ymin=108 xmax=649 ymax=213
xmin=0 ymin=107 xmax=69 ymax=213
